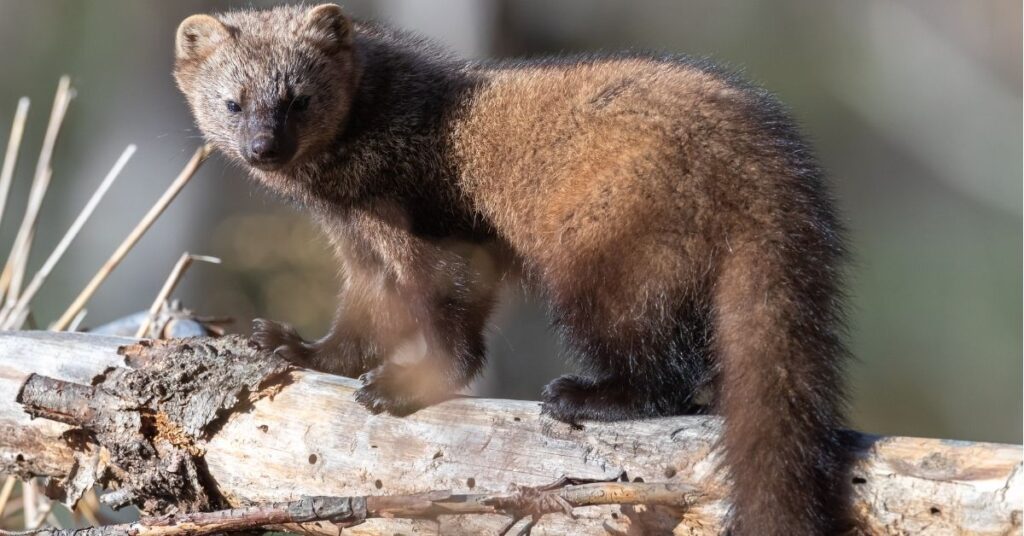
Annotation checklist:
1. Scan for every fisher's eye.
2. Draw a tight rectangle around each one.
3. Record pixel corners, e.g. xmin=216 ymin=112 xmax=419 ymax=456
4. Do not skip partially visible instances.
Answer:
xmin=226 ymin=100 xmax=242 ymax=113
xmin=290 ymin=95 xmax=310 ymax=112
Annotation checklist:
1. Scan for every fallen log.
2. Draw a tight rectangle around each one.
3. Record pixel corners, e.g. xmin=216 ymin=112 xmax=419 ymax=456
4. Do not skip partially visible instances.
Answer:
xmin=0 ymin=331 xmax=1020 ymax=535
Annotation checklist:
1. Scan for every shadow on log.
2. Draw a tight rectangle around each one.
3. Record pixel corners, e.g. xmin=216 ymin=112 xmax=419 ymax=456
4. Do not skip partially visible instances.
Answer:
xmin=0 ymin=331 xmax=1020 ymax=535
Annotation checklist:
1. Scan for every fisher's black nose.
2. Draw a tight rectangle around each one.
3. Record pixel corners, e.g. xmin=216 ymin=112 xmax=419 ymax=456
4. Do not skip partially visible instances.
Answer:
xmin=249 ymin=136 xmax=279 ymax=161
xmin=242 ymin=129 xmax=296 ymax=170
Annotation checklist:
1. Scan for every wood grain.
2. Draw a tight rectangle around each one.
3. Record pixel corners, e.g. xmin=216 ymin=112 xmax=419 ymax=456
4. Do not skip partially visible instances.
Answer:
xmin=0 ymin=331 xmax=1020 ymax=535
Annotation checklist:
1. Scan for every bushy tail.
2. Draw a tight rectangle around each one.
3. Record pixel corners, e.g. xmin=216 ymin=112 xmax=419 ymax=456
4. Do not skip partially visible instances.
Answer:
xmin=713 ymin=237 xmax=850 ymax=535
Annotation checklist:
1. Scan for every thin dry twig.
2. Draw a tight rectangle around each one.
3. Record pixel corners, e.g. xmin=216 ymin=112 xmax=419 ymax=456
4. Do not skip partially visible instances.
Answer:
xmin=2 ymin=77 xmax=74 ymax=304
xmin=24 ymin=492 xmax=52 ymax=531
xmin=1 ymin=145 xmax=136 ymax=329
xmin=51 ymin=144 xmax=212 ymax=331
xmin=0 ymin=145 xmax=134 ymax=529
xmin=0 ymin=476 xmax=16 ymax=522
xmin=134 ymin=252 xmax=221 ymax=338
xmin=0 ymin=98 xmax=30 ymax=233
xmin=75 ymin=490 xmax=102 ymax=528
xmin=65 ymin=309 xmax=87 ymax=333
xmin=20 ymin=481 xmax=37 ymax=532
xmin=1 ymin=167 xmax=49 ymax=306
xmin=0 ymin=481 xmax=693 ymax=536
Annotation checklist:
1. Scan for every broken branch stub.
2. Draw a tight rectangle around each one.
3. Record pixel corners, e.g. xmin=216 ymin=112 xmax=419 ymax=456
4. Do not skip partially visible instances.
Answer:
xmin=16 ymin=336 xmax=293 ymax=514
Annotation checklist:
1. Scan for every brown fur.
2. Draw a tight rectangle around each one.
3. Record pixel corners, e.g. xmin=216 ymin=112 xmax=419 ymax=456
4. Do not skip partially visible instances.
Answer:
xmin=175 ymin=5 xmax=852 ymax=534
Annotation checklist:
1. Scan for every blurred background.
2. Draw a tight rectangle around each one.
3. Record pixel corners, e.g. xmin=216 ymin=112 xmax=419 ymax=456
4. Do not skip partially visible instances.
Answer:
xmin=0 ymin=0 xmax=1019 ymax=450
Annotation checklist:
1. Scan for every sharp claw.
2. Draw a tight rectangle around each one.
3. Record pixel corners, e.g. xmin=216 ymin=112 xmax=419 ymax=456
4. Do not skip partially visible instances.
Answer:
xmin=354 ymin=362 xmax=429 ymax=417
xmin=367 ymin=398 xmax=386 ymax=414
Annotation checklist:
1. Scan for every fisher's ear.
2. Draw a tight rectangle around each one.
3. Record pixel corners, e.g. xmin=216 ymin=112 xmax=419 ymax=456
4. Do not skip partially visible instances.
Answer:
xmin=176 ymin=14 xmax=233 ymax=62
xmin=302 ymin=4 xmax=353 ymax=54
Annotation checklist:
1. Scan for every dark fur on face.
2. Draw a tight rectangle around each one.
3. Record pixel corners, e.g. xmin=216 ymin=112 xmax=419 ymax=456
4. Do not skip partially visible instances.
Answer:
xmin=175 ymin=4 xmax=855 ymax=535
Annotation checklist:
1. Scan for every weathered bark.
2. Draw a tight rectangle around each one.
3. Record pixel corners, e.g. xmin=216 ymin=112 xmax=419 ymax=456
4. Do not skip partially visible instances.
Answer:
xmin=0 ymin=331 xmax=1020 ymax=535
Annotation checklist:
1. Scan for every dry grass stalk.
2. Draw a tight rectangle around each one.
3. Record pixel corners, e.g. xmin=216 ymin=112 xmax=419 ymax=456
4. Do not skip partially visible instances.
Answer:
xmin=65 ymin=309 xmax=87 ymax=333
xmin=0 ymin=98 xmax=30 ymax=232
xmin=24 ymin=496 xmax=52 ymax=531
xmin=20 ymin=482 xmax=36 ymax=531
xmin=134 ymin=252 xmax=220 ymax=338
xmin=0 ymin=94 xmax=202 ymax=533
xmin=2 ymin=77 xmax=74 ymax=304
xmin=1 ymin=167 xmax=50 ymax=303
xmin=51 ymin=144 xmax=212 ymax=331
xmin=1 ymin=145 xmax=136 ymax=329
xmin=0 ymin=477 xmax=15 ymax=522
xmin=75 ymin=491 xmax=101 ymax=528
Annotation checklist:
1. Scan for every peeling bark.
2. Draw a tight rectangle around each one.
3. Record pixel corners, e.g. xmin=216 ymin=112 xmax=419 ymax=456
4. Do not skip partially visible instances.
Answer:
xmin=13 ymin=336 xmax=291 ymax=514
